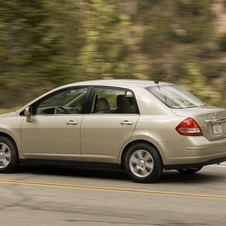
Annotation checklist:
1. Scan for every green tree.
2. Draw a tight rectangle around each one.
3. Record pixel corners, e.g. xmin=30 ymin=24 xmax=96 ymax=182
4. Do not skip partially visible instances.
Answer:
xmin=0 ymin=0 xmax=64 ymax=107
xmin=0 ymin=0 xmax=225 ymax=109
xmin=76 ymin=0 xmax=131 ymax=79
xmin=181 ymin=62 xmax=221 ymax=105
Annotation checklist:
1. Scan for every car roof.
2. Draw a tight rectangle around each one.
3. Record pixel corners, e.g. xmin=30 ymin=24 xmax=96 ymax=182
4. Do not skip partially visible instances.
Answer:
xmin=18 ymin=79 xmax=172 ymax=112
xmin=62 ymin=79 xmax=172 ymax=89
xmin=16 ymin=79 xmax=173 ymax=114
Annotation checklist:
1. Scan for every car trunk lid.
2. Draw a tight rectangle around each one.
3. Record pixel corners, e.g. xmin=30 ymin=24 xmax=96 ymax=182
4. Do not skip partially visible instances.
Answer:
xmin=172 ymin=106 xmax=226 ymax=141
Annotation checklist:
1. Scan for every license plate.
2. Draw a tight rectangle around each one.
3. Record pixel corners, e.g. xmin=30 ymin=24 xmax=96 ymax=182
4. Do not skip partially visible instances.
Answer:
xmin=213 ymin=123 xmax=223 ymax=135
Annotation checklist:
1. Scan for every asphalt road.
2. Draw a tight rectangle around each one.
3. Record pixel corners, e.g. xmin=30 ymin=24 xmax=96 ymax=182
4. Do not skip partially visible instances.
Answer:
xmin=0 ymin=163 xmax=226 ymax=226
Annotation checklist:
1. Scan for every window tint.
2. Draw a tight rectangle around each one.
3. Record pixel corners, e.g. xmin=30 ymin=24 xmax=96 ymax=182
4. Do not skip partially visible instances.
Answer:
xmin=34 ymin=87 xmax=88 ymax=115
xmin=147 ymin=85 xmax=205 ymax=109
xmin=92 ymin=87 xmax=137 ymax=114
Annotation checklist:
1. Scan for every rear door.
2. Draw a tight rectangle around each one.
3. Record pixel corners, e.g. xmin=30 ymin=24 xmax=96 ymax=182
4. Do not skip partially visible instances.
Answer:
xmin=81 ymin=86 xmax=140 ymax=163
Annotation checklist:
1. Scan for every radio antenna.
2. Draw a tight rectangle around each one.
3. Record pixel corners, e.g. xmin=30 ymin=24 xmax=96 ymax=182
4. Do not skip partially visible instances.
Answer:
xmin=154 ymin=75 xmax=167 ymax=84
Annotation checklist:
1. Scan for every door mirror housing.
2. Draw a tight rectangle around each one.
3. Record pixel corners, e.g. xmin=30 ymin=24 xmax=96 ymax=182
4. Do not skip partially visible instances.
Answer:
xmin=24 ymin=107 xmax=32 ymax=122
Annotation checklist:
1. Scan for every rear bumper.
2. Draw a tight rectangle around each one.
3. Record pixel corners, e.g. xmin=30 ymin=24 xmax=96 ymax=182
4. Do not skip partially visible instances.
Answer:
xmin=164 ymin=157 xmax=226 ymax=170
xmin=159 ymin=136 xmax=226 ymax=168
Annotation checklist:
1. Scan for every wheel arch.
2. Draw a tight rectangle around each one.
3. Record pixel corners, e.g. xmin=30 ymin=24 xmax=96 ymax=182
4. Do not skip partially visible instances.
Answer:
xmin=0 ymin=132 xmax=20 ymax=172
xmin=0 ymin=132 xmax=19 ymax=156
xmin=120 ymin=140 xmax=163 ymax=168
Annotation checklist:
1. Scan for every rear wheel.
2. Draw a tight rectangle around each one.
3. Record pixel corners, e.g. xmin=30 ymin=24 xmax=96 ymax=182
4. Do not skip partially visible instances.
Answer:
xmin=177 ymin=167 xmax=202 ymax=174
xmin=0 ymin=137 xmax=19 ymax=173
xmin=124 ymin=143 xmax=163 ymax=183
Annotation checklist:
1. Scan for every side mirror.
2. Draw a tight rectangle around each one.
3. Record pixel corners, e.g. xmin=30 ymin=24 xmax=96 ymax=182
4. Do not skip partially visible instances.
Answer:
xmin=24 ymin=107 xmax=32 ymax=122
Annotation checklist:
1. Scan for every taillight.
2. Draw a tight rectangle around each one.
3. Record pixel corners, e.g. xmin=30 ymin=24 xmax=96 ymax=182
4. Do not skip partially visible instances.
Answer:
xmin=176 ymin=117 xmax=202 ymax=136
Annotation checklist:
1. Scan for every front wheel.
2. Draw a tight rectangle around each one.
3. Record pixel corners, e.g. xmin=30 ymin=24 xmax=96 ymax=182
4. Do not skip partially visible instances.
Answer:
xmin=0 ymin=137 xmax=19 ymax=173
xmin=124 ymin=143 xmax=163 ymax=183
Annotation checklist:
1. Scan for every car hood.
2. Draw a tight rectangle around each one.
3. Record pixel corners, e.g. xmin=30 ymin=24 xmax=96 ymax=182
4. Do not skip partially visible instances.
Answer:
xmin=0 ymin=112 xmax=16 ymax=118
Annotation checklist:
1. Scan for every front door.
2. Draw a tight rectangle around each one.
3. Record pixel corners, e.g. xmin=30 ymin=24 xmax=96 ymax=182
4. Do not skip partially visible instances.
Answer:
xmin=21 ymin=114 xmax=83 ymax=160
xmin=21 ymin=86 xmax=88 ymax=160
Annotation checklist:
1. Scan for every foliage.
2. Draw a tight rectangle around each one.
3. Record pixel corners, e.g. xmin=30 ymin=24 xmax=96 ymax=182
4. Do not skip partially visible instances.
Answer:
xmin=218 ymin=32 xmax=226 ymax=51
xmin=178 ymin=62 xmax=221 ymax=106
xmin=0 ymin=0 xmax=64 ymax=107
xmin=0 ymin=0 xmax=226 ymax=108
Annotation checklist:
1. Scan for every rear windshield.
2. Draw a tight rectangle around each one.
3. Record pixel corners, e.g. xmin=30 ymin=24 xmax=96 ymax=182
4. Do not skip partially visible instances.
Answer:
xmin=146 ymin=85 xmax=205 ymax=109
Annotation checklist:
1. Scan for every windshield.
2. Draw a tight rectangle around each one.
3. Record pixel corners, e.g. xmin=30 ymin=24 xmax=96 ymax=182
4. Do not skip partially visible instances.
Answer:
xmin=146 ymin=85 xmax=206 ymax=109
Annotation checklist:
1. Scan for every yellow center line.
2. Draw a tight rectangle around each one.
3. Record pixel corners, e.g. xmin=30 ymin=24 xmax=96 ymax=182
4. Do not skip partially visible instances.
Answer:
xmin=0 ymin=179 xmax=226 ymax=200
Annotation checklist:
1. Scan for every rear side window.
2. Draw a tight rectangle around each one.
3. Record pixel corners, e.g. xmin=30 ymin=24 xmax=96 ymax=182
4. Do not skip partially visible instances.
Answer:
xmin=92 ymin=87 xmax=138 ymax=114
xmin=146 ymin=85 xmax=205 ymax=109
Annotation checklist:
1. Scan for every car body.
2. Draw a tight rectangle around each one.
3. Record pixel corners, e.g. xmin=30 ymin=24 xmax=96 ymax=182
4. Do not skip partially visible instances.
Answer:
xmin=1 ymin=79 xmax=226 ymax=182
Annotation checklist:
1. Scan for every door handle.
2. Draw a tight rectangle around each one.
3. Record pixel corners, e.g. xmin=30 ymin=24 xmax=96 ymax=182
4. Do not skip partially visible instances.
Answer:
xmin=66 ymin=120 xmax=78 ymax=125
xmin=120 ymin=120 xmax=133 ymax=125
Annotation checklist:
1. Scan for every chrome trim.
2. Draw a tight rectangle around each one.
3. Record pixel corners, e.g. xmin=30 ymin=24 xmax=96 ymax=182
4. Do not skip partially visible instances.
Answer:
xmin=205 ymin=117 xmax=226 ymax=125
xmin=66 ymin=120 xmax=78 ymax=125
xmin=120 ymin=120 xmax=133 ymax=125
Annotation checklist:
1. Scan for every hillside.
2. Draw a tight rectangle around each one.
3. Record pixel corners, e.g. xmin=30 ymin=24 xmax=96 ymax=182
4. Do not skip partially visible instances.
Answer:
xmin=0 ymin=0 xmax=226 ymax=108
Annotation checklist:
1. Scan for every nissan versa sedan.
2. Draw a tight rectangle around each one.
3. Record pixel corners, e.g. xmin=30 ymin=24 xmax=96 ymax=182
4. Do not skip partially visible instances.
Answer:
xmin=1 ymin=79 xmax=226 ymax=183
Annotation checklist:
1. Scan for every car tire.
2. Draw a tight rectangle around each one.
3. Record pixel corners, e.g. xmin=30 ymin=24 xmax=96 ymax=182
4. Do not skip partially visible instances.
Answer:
xmin=124 ymin=143 xmax=163 ymax=183
xmin=0 ymin=137 xmax=19 ymax=173
xmin=177 ymin=167 xmax=202 ymax=174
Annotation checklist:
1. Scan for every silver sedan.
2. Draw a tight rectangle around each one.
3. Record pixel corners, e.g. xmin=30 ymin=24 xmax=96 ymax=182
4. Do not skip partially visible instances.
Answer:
xmin=1 ymin=79 xmax=226 ymax=183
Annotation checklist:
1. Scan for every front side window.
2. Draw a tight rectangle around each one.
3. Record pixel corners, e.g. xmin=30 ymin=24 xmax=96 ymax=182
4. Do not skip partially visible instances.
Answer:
xmin=92 ymin=87 xmax=137 ymax=114
xmin=33 ymin=87 xmax=88 ymax=115
xmin=147 ymin=85 xmax=205 ymax=109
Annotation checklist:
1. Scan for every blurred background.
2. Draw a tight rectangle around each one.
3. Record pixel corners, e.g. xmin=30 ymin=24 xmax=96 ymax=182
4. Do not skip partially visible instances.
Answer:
xmin=0 ymin=0 xmax=226 ymax=110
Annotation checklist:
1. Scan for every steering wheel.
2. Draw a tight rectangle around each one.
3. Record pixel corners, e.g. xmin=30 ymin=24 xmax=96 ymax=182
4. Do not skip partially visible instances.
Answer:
xmin=54 ymin=106 xmax=69 ymax=114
